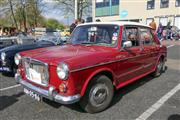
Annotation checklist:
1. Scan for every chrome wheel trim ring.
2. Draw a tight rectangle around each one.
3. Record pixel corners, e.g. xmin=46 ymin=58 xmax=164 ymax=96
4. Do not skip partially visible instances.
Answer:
xmin=89 ymin=84 xmax=109 ymax=107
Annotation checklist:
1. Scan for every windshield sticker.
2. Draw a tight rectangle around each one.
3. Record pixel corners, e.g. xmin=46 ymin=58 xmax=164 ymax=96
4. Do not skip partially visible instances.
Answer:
xmin=112 ymin=36 xmax=118 ymax=41
xmin=90 ymin=27 xmax=97 ymax=31
xmin=113 ymin=33 xmax=118 ymax=37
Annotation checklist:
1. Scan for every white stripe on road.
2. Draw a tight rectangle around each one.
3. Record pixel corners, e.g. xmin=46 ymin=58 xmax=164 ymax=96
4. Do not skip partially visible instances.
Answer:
xmin=136 ymin=83 xmax=180 ymax=120
xmin=0 ymin=84 xmax=21 ymax=91
xmin=167 ymin=44 xmax=175 ymax=48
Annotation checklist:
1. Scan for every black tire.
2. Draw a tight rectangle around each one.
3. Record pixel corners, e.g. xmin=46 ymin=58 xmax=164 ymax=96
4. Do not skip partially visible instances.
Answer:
xmin=79 ymin=75 xmax=114 ymax=113
xmin=152 ymin=58 xmax=165 ymax=77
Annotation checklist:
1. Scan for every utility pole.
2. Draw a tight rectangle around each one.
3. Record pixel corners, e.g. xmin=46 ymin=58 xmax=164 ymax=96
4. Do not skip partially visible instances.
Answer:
xmin=75 ymin=0 xmax=78 ymax=19
xmin=22 ymin=0 xmax=27 ymax=32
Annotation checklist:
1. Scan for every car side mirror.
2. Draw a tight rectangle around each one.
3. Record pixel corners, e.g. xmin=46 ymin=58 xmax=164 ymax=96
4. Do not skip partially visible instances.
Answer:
xmin=123 ymin=41 xmax=132 ymax=48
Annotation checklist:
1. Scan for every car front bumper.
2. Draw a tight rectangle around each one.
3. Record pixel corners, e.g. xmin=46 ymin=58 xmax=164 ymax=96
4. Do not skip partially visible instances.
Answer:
xmin=15 ymin=73 xmax=81 ymax=104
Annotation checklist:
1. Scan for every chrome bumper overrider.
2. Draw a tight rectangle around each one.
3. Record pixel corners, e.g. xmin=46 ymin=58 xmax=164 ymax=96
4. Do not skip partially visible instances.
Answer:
xmin=15 ymin=73 xmax=81 ymax=104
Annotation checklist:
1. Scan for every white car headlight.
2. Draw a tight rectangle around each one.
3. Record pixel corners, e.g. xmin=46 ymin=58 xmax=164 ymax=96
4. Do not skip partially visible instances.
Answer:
xmin=1 ymin=52 xmax=6 ymax=61
xmin=57 ymin=62 xmax=69 ymax=80
xmin=14 ymin=53 xmax=22 ymax=65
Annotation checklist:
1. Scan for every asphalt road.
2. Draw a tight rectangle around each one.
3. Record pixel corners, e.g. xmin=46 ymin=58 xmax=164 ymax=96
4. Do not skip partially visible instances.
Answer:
xmin=0 ymin=41 xmax=180 ymax=120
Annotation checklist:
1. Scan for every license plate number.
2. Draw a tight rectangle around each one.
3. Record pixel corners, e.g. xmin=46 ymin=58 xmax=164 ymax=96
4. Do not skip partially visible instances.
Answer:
xmin=24 ymin=88 xmax=41 ymax=101
xmin=28 ymin=68 xmax=42 ymax=84
xmin=0 ymin=67 xmax=10 ymax=72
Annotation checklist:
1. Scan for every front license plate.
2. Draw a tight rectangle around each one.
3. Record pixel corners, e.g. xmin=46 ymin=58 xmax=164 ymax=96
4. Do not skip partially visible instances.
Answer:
xmin=24 ymin=88 xmax=41 ymax=101
xmin=0 ymin=67 xmax=11 ymax=72
xmin=28 ymin=68 xmax=42 ymax=84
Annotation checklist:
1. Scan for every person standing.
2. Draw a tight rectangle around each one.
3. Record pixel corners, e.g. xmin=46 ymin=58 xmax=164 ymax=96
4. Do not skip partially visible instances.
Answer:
xmin=81 ymin=19 xmax=85 ymax=24
xmin=166 ymin=20 xmax=172 ymax=40
xmin=70 ymin=19 xmax=78 ymax=34
xmin=149 ymin=18 xmax=157 ymax=31
xmin=157 ymin=22 xmax=163 ymax=41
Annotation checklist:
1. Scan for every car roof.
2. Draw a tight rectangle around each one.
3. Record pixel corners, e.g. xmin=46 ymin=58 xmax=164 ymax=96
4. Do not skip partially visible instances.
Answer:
xmin=77 ymin=21 xmax=152 ymax=29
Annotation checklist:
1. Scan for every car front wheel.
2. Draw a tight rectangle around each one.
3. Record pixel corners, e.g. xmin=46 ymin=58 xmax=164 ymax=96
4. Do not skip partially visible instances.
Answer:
xmin=80 ymin=75 xmax=114 ymax=113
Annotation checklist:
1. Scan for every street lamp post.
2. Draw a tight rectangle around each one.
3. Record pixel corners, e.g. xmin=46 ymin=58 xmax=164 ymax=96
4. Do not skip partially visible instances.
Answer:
xmin=75 ymin=0 xmax=78 ymax=19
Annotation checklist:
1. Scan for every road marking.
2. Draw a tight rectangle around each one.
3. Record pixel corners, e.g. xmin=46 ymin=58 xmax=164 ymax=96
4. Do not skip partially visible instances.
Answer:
xmin=0 ymin=84 xmax=21 ymax=91
xmin=136 ymin=83 xmax=180 ymax=120
xmin=167 ymin=44 xmax=175 ymax=48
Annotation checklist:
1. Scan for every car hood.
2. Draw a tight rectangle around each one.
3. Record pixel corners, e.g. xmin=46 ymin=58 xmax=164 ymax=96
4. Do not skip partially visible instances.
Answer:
xmin=20 ymin=44 xmax=117 ymax=70
xmin=0 ymin=41 xmax=54 ymax=56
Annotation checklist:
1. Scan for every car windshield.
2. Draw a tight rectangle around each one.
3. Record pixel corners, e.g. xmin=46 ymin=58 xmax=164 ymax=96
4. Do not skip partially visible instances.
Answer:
xmin=39 ymin=32 xmax=61 ymax=44
xmin=70 ymin=24 xmax=120 ymax=47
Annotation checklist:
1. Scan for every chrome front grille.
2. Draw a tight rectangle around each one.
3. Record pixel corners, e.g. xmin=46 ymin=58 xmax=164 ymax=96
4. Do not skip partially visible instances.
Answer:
xmin=22 ymin=57 xmax=49 ymax=86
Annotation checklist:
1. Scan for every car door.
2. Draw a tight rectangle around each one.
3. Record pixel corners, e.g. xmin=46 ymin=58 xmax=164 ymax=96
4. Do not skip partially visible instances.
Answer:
xmin=116 ymin=26 xmax=145 ymax=85
xmin=139 ymin=27 xmax=158 ymax=73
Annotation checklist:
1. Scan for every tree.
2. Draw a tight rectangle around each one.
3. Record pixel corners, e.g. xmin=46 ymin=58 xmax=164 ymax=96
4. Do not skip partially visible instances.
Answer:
xmin=54 ymin=0 xmax=91 ymax=20
xmin=0 ymin=0 xmax=19 ymax=28
xmin=0 ymin=0 xmax=45 ymax=30
xmin=46 ymin=18 xmax=65 ymax=30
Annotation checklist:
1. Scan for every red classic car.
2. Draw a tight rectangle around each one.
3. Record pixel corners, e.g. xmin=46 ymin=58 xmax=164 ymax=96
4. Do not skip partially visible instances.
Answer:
xmin=15 ymin=22 xmax=167 ymax=113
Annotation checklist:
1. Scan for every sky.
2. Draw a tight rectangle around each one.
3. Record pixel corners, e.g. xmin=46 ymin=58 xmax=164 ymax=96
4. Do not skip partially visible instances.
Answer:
xmin=41 ymin=0 xmax=74 ymax=25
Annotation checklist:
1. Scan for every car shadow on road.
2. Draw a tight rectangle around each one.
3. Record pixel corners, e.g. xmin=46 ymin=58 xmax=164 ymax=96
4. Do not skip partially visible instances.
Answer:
xmin=0 ymin=92 xmax=24 ymax=111
xmin=110 ymin=75 xmax=155 ymax=108
xmin=42 ymin=97 xmax=85 ymax=112
xmin=1 ymin=72 xmax=14 ymax=77
xmin=168 ymin=114 xmax=180 ymax=120
xmin=42 ymin=98 xmax=62 ymax=108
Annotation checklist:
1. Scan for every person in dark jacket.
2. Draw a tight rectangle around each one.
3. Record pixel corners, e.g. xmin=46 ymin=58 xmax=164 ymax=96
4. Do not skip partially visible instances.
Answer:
xmin=70 ymin=19 xmax=78 ymax=34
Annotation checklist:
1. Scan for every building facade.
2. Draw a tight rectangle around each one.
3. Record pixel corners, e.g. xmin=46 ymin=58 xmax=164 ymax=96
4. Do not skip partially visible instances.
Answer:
xmin=92 ymin=0 xmax=180 ymax=29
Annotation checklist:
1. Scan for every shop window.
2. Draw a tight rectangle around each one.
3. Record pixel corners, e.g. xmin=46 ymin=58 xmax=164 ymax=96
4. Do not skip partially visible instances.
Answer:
xmin=160 ymin=0 xmax=169 ymax=8
xmin=159 ymin=17 xmax=168 ymax=26
xmin=96 ymin=0 xmax=110 ymax=8
xmin=95 ymin=0 xmax=119 ymax=17
xmin=112 ymin=0 xmax=119 ymax=6
xmin=146 ymin=18 xmax=153 ymax=25
xmin=176 ymin=0 xmax=180 ymax=7
xmin=174 ymin=16 xmax=180 ymax=29
xmin=147 ymin=0 xmax=155 ymax=10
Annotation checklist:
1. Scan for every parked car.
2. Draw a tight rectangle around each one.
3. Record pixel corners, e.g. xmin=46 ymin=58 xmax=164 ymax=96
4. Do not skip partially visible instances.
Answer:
xmin=60 ymin=28 xmax=70 ymax=37
xmin=0 ymin=36 xmax=17 ymax=49
xmin=0 ymin=32 xmax=35 ymax=50
xmin=171 ymin=26 xmax=180 ymax=40
xmin=0 ymin=32 xmax=64 ymax=75
xmin=15 ymin=22 xmax=167 ymax=113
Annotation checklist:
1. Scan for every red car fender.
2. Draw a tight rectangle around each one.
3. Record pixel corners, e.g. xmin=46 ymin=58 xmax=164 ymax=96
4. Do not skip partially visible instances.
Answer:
xmin=80 ymin=67 xmax=115 ymax=96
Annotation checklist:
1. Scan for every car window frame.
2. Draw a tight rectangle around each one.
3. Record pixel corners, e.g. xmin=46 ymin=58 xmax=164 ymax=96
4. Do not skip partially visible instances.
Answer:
xmin=70 ymin=24 xmax=120 ymax=48
xmin=138 ymin=26 xmax=157 ymax=46
xmin=121 ymin=25 xmax=141 ymax=48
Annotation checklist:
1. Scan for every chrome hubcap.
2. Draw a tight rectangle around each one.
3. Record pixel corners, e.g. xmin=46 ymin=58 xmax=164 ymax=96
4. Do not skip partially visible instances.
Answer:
xmin=157 ymin=61 xmax=163 ymax=73
xmin=90 ymin=84 xmax=109 ymax=107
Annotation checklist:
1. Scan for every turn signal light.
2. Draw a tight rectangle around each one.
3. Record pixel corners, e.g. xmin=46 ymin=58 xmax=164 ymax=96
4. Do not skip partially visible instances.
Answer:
xmin=59 ymin=83 xmax=67 ymax=93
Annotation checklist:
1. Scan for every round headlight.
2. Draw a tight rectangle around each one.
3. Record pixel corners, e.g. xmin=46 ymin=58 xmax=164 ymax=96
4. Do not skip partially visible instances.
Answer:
xmin=1 ymin=52 xmax=6 ymax=61
xmin=14 ymin=53 xmax=22 ymax=65
xmin=57 ymin=62 xmax=69 ymax=80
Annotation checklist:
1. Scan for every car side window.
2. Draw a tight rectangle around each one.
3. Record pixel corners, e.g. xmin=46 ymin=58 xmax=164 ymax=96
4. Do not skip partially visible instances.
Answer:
xmin=139 ymin=27 xmax=155 ymax=45
xmin=122 ymin=27 xmax=139 ymax=47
